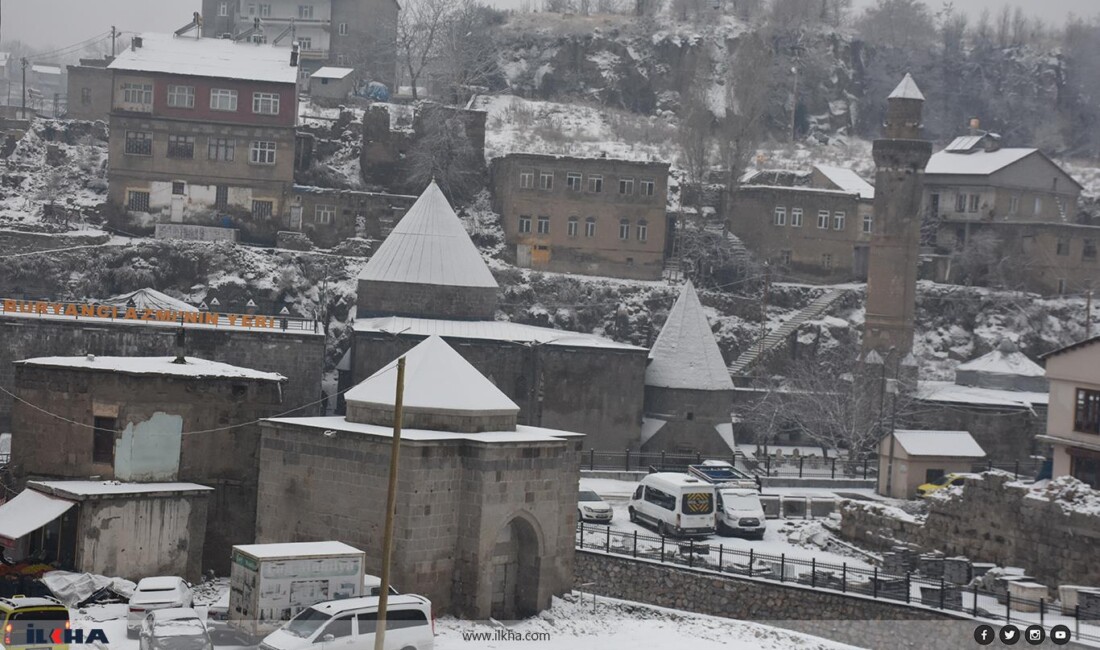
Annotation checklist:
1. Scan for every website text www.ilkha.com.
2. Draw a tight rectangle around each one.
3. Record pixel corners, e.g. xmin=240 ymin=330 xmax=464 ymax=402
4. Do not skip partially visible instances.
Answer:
xmin=460 ymin=628 xmax=552 ymax=642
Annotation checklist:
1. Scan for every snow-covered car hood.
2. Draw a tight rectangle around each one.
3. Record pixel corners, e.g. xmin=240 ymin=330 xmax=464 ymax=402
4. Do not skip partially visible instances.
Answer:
xmin=261 ymin=628 xmax=310 ymax=650
xmin=725 ymin=508 xmax=765 ymax=518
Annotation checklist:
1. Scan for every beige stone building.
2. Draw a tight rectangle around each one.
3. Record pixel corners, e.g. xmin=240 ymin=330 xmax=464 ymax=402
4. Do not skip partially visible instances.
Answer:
xmin=728 ymin=164 xmax=874 ymax=282
xmin=877 ymin=429 xmax=986 ymax=499
xmin=257 ymin=335 xmax=582 ymax=618
xmin=65 ymin=58 xmax=114 ymax=121
xmin=491 ymin=153 xmax=671 ymax=280
xmin=1038 ymin=337 xmax=1100 ymax=489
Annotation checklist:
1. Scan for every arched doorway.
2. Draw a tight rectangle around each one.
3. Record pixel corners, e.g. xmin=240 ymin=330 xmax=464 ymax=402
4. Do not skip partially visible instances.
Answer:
xmin=489 ymin=515 xmax=541 ymax=620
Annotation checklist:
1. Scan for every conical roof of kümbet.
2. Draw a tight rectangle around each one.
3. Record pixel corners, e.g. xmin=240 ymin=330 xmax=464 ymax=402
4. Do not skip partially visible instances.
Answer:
xmin=345 ymin=335 xmax=519 ymax=415
xmin=646 ymin=281 xmax=734 ymax=392
xmin=888 ymin=73 xmax=925 ymax=101
xmin=358 ymin=181 xmax=498 ymax=289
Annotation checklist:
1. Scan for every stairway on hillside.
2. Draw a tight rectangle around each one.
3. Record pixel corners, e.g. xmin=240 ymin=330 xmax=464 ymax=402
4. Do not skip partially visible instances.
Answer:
xmin=728 ymin=288 xmax=849 ymax=376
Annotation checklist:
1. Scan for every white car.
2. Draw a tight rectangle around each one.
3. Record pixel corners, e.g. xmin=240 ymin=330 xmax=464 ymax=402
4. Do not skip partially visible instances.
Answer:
xmin=716 ymin=488 xmax=767 ymax=539
xmin=260 ymin=594 xmax=434 ymax=650
xmin=139 ymin=607 xmax=212 ymax=650
xmin=577 ymin=489 xmax=613 ymax=523
xmin=128 ymin=576 xmax=193 ymax=636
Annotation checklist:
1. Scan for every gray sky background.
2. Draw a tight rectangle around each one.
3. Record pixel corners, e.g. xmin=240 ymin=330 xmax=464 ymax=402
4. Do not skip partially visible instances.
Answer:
xmin=4 ymin=0 xmax=1099 ymax=52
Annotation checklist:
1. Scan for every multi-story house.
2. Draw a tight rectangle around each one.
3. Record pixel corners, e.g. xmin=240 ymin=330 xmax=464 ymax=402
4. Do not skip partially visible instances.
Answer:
xmin=200 ymin=0 xmax=398 ymax=89
xmin=727 ymin=165 xmax=875 ymax=281
xmin=491 ymin=153 xmax=671 ymax=280
xmin=106 ymin=34 xmax=298 ymax=239
xmin=1038 ymin=337 xmax=1100 ymax=489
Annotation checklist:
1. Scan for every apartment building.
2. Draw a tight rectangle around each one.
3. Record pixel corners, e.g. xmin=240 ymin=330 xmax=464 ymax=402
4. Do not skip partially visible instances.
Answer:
xmin=1038 ymin=337 xmax=1100 ymax=489
xmin=106 ymin=34 xmax=298 ymax=241
xmin=200 ymin=0 xmax=398 ymax=89
xmin=728 ymin=165 xmax=875 ymax=281
xmin=491 ymin=153 xmax=671 ymax=280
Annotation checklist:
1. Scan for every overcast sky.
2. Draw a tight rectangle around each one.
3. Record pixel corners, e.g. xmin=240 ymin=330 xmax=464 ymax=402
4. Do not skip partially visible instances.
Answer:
xmin=4 ymin=0 xmax=1098 ymax=52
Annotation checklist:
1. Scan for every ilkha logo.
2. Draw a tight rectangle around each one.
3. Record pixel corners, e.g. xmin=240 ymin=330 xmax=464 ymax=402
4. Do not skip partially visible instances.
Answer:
xmin=24 ymin=623 xmax=109 ymax=645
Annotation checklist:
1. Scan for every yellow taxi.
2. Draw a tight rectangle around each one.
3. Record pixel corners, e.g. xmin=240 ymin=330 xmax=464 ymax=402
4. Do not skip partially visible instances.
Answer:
xmin=916 ymin=473 xmax=974 ymax=498
xmin=1 ymin=595 xmax=70 ymax=650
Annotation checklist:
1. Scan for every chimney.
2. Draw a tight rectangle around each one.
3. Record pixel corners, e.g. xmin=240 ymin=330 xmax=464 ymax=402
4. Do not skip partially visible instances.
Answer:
xmin=173 ymin=320 xmax=187 ymax=364
xmin=969 ymin=117 xmax=981 ymax=134
xmin=290 ymin=43 xmax=300 ymax=68
xmin=132 ymin=36 xmax=143 ymax=49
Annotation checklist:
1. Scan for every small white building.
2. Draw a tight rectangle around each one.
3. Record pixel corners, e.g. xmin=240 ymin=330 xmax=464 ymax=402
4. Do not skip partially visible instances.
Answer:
xmin=878 ymin=429 xmax=986 ymax=499
xmin=309 ymin=66 xmax=355 ymax=101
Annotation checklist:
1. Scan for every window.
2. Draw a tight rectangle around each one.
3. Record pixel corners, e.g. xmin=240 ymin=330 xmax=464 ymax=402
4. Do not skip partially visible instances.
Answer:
xmin=336 ymin=54 xmax=348 ymax=66
xmin=124 ymin=131 xmax=152 ymax=156
xmin=862 ymin=213 xmax=873 ymax=234
xmin=588 ymin=175 xmax=603 ymax=193
xmin=619 ymin=219 xmax=630 ymax=240
xmin=252 ymin=200 xmax=274 ymax=219
xmin=518 ymin=215 xmax=531 ymax=233
xmin=92 ymin=416 xmax=116 ymax=464
xmin=338 ymin=22 xmax=349 ymax=35
xmin=1034 ymin=197 xmax=1043 ymax=215
xmin=167 ymin=135 xmax=195 ymax=159
xmin=833 ymin=211 xmax=846 ymax=230
xmin=925 ymin=468 xmax=945 ymax=484
xmin=1009 ymin=195 xmax=1020 ymax=214
xmin=121 ymin=82 xmax=152 ymax=105
xmin=253 ymin=92 xmax=280 ymax=115
xmin=298 ymin=37 xmax=312 ymax=51
xmin=519 ymin=171 xmax=534 ymax=189
xmin=619 ymin=177 xmax=634 ymax=195
xmin=210 ymin=88 xmax=238 ymax=111
xmin=566 ymin=172 xmax=582 ymax=191
xmin=1076 ymin=389 xmax=1100 ymax=434
xmin=219 ymin=1 xmax=229 ymax=16
xmin=167 ymin=85 xmax=195 ymax=108
xmin=637 ymin=220 xmax=648 ymax=242
xmin=930 ymin=193 xmax=940 ymax=217
xmin=247 ymin=3 xmax=256 ymax=15
xmin=259 ymin=3 xmax=271 ymax=17
xmin=208 ymin=138 xmax=235 ymax=162
xmin=818 ymin=210 xmax=829 ymax=229
xmin=536 ymin=215 xmax=550 ymax=234
xmin=822 ymin=253 xmax=833 ymax=270
xmin=779 ymin=250 xmax=792 ymax=266
xmin=1084 ymin=239 xmax=1097 ymax=261
xmin=172 ymin=181 xmax=186 ymax=195
xmin=1058 ymin=278 xmax=1068 ymax=295
xmin=539 ymin=172 xmax=553 ymax=190
xmin=215 ymin=185 xmax=229 ymax=209
xmin=316 ymin=205 xmax=336 ymax=224
xmin=790 ymin=208 xmax=803 ymax=227
xmin=567 ymin=217 xmax=578 ymax=238
xmin=968 ymin=194 xmax=980 ymax=213
xmin=80 ymin=87 xmax=92 ymax=105
xmin=955 ymin=193 xmax=967 ymax=212
xmin=357 ymin=610 xmax=428 ymax=634
xmin=298 ymin=4 xmax=314 ymax=19
xmin=250 ymin=140 xmax=277 ymax=165
xmin=640 ymin=179 xmax=655 ymax=196
xmin=680 ymin=492 xmax=713 ymax=515
xmin=127 ymin=190 xmax=150 ymax=212
xmin=321 ymin=616 xmax=353 ymax=640
xmin=773 ymin=207 xmax=786 ymax=226
xmin=1056 ymin=238 xmax=1070 ymax=256
xmin=643 ymin=486 xmax=675 ymax=511
xmin=585 ymin=217 xmax=596 ymax=238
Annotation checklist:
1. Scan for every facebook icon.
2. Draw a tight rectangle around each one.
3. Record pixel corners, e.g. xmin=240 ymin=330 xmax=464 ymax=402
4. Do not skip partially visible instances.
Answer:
xmin=974 ymin=624 xmax=995 ymax=645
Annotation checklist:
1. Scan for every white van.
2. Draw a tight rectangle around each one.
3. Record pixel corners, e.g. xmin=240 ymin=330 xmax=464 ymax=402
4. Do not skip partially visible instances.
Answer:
xmin=259 ymin=594 xmax=433 ymax=650
xmin=715 ymin=487 xmax=767 ymax=539
xmin=627 ymin=473 xmax=716 ymax=538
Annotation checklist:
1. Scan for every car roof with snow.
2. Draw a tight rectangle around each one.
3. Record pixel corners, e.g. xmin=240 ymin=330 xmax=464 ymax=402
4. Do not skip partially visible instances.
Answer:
xmin=309 ymin=594 xmax=429 ymax=614
xmin=643 ymin=473 xmax=713 ymax=488
xmin=137 ymin=576 xmax=185 ymax=590
xmin=150 ymin=607 xmax=201 ymax=622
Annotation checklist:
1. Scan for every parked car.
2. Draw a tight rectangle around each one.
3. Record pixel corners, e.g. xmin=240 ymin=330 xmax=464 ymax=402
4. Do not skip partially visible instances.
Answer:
xmin=139 ymin=607 xmax=212 ymax=650
xmin=577 ymin=489 xmax=614 ymax=524
xmin=916 ymin=472 xmax=977 ymax=498
xmin=128 ymin=576 xmax=193 ymax=636
xmin=0 ymin=595 xmax=69 ymax=650
xmin=259 ymin=594 xmax=434 ymax=650
xmin=627 ymin=473 xmax=715 ymax=538
xmin=715 ymin=488 xmax=766 ymax=539
xmin=363 ymin=574 xmax=400 ymax=597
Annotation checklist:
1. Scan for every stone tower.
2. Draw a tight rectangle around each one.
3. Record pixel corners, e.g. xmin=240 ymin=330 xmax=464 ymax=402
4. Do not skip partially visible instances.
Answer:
xmin=862 ymin=74 xmax=932 ymax=366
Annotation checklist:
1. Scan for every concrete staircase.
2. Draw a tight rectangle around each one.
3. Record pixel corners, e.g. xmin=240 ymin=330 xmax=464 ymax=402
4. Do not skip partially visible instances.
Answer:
xmin=728 ymin=288 xmax=849 ymax=376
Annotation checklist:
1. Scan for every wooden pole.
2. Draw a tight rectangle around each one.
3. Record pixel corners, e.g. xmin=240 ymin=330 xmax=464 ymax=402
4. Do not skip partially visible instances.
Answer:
xmin=1087 ymin=289 xmax=1093 ymax=339
xmin=374 ymin=356 xmax=405 ymax=650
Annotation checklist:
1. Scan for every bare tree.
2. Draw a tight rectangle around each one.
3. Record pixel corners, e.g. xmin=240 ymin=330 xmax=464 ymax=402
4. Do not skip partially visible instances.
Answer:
xmin=434 ymin=0 xmax=503 ymax=104
xmin=404 ymin=104 xmax=485 ymax=202
xmin=716 ymin=31 xmax=773 ymax=200
xmin=397 ymin=0 xmax=450 ymax=100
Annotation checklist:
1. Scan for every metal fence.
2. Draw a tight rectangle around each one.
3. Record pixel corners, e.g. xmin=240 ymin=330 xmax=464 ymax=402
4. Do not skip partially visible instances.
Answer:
xmin=577 ymin=524 xmax=1100 ymax=644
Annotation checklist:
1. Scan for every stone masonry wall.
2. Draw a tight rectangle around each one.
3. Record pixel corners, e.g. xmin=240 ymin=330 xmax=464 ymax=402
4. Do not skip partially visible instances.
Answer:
xmin=839 ymin=473 xmax=1100 ymax=588
xmin=356 ymin=279 xmax=499 ymax=320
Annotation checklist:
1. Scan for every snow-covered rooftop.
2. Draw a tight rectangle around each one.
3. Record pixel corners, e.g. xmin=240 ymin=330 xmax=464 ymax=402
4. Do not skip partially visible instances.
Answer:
xmin=234 ymin=541 xmax=363 ymax=560
xmin=925 ymin=148 xmax=1036 ymax=176
xmin=109 ymin=33 xmax=298 ymax=84
xmin=957 ymin=347 xmax=1045 ymax=377
xmin=266 ymin=415 xmax=583 ymax=443
xmin=813 ymin=164 xmax=874 ymax=200
xmin=646 ymin=281 xmax=734 ymax=391
xmin=32 ymin=64 xmax=61 ymax=75
xmin=892 ymin=430 xmax=985 ymax=458
xmin=345 ymin=336 xmax=519 ymax=415
xmin=0 ymin=488 xmax=75 ymax=541
xmin=101 ymin=288 xmax=198 ymax=313
xmin=358 ymin=181 xmax=498 ymax=289
xmin=353 ymin=316 xmax=644 ymax=351
xmin=916 ymin=381 xmax=1048 ymax=409
xmin=888 ymin=73 xmax=925 ymax=101
xmin=17 ymin=355 xmax=286 ymax=382
xmin=311 ymin=67 xmax=355 ymax=80
xmin=28 ymin=480 xmax=214 ymax=498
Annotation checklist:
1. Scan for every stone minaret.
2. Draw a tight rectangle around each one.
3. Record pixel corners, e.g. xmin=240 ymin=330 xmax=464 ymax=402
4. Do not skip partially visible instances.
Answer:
xmin=862 ymin=74 xmax=932 ymax=368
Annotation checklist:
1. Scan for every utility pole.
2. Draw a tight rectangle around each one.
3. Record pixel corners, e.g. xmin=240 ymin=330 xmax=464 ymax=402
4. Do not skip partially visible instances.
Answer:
xmin=111 ymin=26 xmax=118 ymax=57
xmin=756 ymin=262 xmax=771 ymax=368
xmin=1087 ymin=289 xmax=1094 ymax=339
xmin=20 ymin=56 xmax=27 ymax=119
xmin=374 ymin=356 xmax=405 ymax=650
xmin=789 ymin=65 xmax=798 ymax=142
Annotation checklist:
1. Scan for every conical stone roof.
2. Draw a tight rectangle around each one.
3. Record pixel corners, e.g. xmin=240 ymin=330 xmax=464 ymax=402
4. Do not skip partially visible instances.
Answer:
xmin=646 ymin=281 xmax=734 ymax=392
xmin=888 ymin=73 xmax=925 ymax=101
